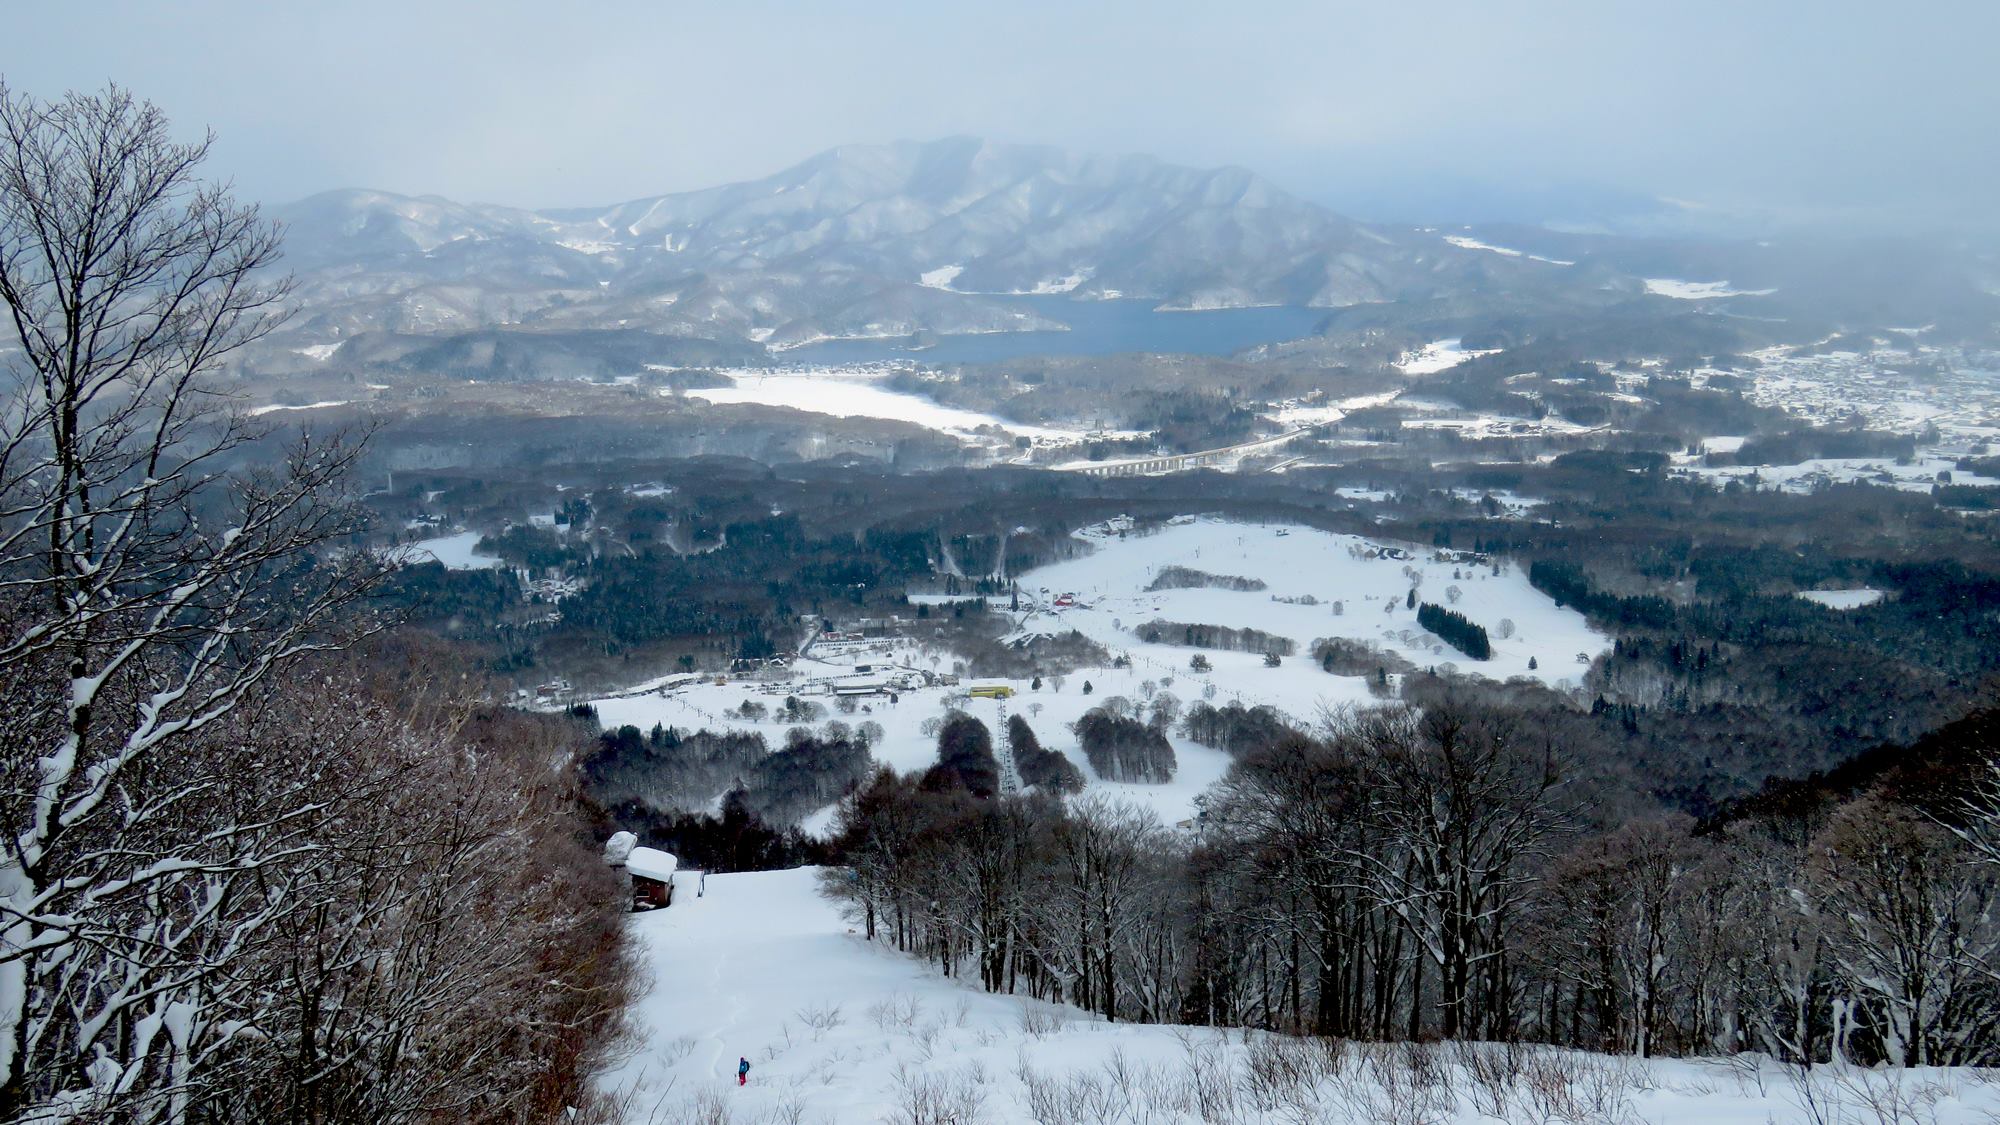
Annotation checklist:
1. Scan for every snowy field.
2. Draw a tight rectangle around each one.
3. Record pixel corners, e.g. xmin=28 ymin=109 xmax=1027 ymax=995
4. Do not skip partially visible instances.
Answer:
xmin=1643 ymin=278 xmax=1777 ymax=300
xmin=1396 ymin=339 xmax=1499 ymax=375
xmin=918 ymin=264 xmax=964 ymax=289
xmin=403 ymin=530 xmax=503 ymax=569
xmin=246 ymin=398 xmax=349 ymax=416
xmin=1402 ymin=413 xmax=1601 ymax=439
xmin=1798 ymin=588 xmax=1886 ymax=610
xmin=603 ymin=868 xmax=2000 ymax=1125
xmin=1029 ymin=520 xmax=1600 ymax=691
xmin=1262 ymin=389 xmax=1402 ymax=427
xmin=588 ymin=519 xmax=1607 ymax=829
xmin=682 ymin=366 xmax=1115 ymax=450
xmin=1441 ymin=233 xmax=1576 ymax=266
xmin=594 ymin=658 xmax=1240 ymax=829
xmin=1672 ymin=453 xmax=2000 ymax=495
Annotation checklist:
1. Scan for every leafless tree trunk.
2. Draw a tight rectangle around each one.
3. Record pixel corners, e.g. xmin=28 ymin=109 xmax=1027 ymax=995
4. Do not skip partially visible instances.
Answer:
xmin=1332 ymin=701 xmax=1570 ymax=1041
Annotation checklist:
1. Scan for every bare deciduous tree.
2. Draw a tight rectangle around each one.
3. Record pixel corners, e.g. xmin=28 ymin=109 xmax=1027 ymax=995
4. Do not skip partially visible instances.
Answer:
xmin=1333 ymin=703 xmax=1571 ymax=1041
xmin=0 ymin=84 xmax=386 ymax=1118
xmin=1955 ymin=751 xmax=2000 ymax=870
xmin=1810 ymin=797 xmax=2000 ymax=1065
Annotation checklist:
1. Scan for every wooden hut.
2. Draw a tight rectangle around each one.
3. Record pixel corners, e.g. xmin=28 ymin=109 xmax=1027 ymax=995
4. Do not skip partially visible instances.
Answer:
xmin=623 ymin=847 xmax=678 ymax=911
xmin=604 ymin=832 xmax=678 ymax=912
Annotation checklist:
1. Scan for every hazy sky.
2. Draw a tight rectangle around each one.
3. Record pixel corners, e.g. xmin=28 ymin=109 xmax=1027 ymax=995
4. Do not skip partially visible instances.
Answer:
xmin=5 ymin=0 xmax=1996 ymax=228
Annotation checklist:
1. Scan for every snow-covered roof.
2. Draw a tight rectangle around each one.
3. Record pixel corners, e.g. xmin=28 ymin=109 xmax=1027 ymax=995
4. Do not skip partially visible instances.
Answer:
xmin=624 ymin=846 xmax=679 ymax=883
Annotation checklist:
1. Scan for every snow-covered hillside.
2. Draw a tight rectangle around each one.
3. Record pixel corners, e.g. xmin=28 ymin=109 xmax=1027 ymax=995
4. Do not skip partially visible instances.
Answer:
xmin=604 ymin=868 xmax=2000 ymax=1124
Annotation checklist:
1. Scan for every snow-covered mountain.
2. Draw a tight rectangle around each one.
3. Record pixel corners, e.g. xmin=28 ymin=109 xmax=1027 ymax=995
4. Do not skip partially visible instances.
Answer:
xmin=264 ymin=138 xmax=1576 ymax=363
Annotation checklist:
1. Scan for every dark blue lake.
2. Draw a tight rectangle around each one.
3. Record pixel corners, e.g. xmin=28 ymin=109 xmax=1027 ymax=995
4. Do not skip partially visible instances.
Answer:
xmin=782 ymin=296 xmax=1328 ymax=365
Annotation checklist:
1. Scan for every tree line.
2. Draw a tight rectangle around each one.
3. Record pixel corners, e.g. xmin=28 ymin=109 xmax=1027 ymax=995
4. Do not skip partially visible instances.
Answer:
xmin=1137 ymin=619 xmax=1297 ymax=657
xmin=821 ymin=696 xmax=2000 ymax=1066
xmin=1416 ymin=602 xmax=1492 ymax=660
xmin=587 ymin=720 xmax=874 ymax=827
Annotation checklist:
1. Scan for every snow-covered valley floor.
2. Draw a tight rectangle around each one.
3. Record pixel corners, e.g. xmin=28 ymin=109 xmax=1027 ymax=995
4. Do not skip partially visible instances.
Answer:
xmin=602 ymin=868 xmax=2000 ymax=1124
xmin=681 ymin=366 xmax=1120 ymax=451
xmin=589 ymin=518 xmax=1609 ymax=829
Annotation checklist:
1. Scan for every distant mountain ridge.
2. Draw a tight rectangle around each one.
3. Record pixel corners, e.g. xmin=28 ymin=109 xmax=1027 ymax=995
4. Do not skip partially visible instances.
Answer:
xmin=262 ymin=137 xmax=1581 ymax=366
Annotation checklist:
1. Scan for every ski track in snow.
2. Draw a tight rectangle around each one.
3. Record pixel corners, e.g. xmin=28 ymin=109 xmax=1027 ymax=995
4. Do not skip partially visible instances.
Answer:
xmin=701 ymin=938 xmax=743 ymax=1080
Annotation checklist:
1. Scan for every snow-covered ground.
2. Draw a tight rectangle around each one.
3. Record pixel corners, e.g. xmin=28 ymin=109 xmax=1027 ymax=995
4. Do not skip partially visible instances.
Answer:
xmin=588 ymin=519 xmax=1607 ymax=830
xmin=246 ymin=399 xmax=350 ymax=416
xmin=1396 ymin=338 xmax=1500 ymax=375
xmin=590 ymin=650 xmax=1239 ymax=829
xmin=1402 ymin=412 xmax=1602 ymax=439
xmin=1798 ymin=588 xmax=1886 ymax=609
xmin=1048 ymin=429 xmax=1312 ymax=474
xmin=1441 ymin=233 xmax=1576 ymax=266
xmin=918 ymin=264 xmax=964 ymax=290
xmin=1727 ymin=344 xmax=2000 ymax=443
xmin=603 ymin=867 xmax=2000 ymax=1124
xmin=681 ymin=366 xmax=1106 ymax=449
xmin=1263 ymin=389 xmax=1403 ymax=427
xmin=1032 ymin=520 xmax=1600 ymax=691
xmin=1673 ymin=454 xmax=1999 ymax=495
xmin=1025 ymin=270 xmax=1090 ymax=295
xmin=1643 ymin=278 xmax=1777 ymax=300
xmin=404 ymin=530 xmax=503 ymax=569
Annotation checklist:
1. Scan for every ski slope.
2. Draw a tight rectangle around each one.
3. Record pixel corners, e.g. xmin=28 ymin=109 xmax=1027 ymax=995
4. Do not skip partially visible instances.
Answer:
xmin=602 ymin=868 xmax=2000 ymax=1124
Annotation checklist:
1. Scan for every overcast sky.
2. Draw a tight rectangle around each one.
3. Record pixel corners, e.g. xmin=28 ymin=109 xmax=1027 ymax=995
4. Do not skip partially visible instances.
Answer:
xmin=5 ymin=0 xmax=1996 ymax=229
